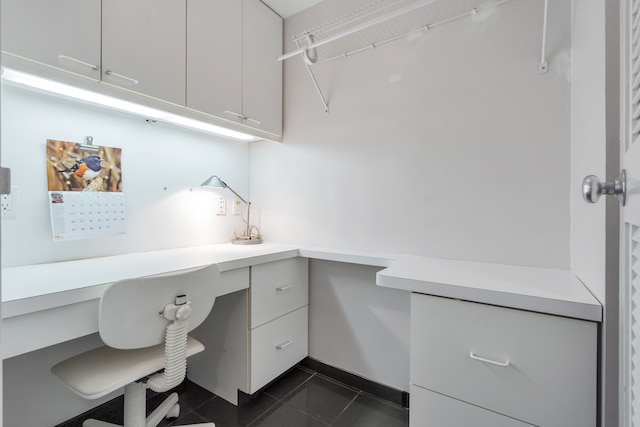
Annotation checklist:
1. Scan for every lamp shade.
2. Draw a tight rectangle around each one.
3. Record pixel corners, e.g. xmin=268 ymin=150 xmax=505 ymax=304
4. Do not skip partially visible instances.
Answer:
xmin=201 ymin=175 xmax=226 ymax=188
xmin=201 ymin=175 xmax=247 ymax=203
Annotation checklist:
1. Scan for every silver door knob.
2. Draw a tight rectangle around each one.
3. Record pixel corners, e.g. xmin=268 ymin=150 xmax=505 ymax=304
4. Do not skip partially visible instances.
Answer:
xmin=582 ymin=169 xmax=626 ymax=206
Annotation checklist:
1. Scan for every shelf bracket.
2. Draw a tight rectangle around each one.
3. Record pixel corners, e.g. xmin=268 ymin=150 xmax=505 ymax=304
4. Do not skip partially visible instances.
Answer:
xmin=295 ymin=37 xmax=329 ymax=113
xmin=539 ymin=0 xmax=549 ymax=73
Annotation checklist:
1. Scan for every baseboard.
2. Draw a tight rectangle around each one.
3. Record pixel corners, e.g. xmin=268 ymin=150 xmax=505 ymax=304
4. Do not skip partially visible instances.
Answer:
xmin=298 ymin=357 xmax=410 ymax=408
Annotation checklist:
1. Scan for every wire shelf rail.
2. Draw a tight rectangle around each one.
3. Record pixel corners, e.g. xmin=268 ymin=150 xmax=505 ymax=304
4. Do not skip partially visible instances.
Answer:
xmin=277 ymin=0 xmax=549 ymax=112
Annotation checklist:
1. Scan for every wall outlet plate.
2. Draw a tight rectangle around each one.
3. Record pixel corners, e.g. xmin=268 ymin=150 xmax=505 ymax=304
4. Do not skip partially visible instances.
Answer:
xmin=1 ymin=186 xmax=18 ymax=218
xmin=216 ymin=196 xmax=226 ymax=216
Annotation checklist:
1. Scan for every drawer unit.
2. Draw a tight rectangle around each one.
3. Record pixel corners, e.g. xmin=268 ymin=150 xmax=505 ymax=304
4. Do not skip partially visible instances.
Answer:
xmin=248 ymin=258 xmax=309 ymax=393
xmin=249 ymin=305 xmax=309 ymax=393
xmin=250 ymin=258 xmax=308 ymax=328
xmin=190 ymin=257 xmax=309 ymax=405
xmin=410 ymin=293 xmax=597 ymax=427
xmin=410 ymin=385 xmax=534 ymax=427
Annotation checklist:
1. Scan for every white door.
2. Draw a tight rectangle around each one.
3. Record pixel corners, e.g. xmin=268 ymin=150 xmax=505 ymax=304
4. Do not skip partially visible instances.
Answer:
xmin=620 ymin=0 xmax=640 ymax=424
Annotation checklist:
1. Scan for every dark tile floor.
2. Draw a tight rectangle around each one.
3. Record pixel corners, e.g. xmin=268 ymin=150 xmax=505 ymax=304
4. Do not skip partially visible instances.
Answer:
xmin=55 ymin=365 xmax=409 ymax=427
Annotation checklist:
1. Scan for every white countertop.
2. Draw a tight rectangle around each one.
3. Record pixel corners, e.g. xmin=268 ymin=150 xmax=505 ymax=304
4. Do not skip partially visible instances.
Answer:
xmin=2 ymin=243 xmax=301 ymax=318
xmin=300 ymin=247 xmax=602 ymax=322
xmin=3 ymin=243 xmax=602 ymax=323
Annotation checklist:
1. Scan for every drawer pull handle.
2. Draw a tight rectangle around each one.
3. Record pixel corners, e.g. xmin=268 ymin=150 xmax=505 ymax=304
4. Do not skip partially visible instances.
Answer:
xmin=276 ymin=285 xmax=293 ymax=292
xmin=469 ymin=352 xmax=510 ymax=367
xmin=276 ymin=340 xmax=293 ymax=350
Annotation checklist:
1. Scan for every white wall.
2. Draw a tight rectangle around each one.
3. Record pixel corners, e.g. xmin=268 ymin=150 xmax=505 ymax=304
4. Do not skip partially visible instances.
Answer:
xmin=570 ymin=0 xmax=608 ymax=305
xmin=570 ymin=0 xmax=620 ymax=425
xmin=250 ymin=0 xmax=571 ymax=392
xmin=0 ymin=83 xmax=250 ymax=426
xmin=1 ymin=84 xmax=250 ymax=267
xmin=252 ymin=0 xmax=571 ymax=268
xmin=308 ymin=260 xmax=410 ymax=391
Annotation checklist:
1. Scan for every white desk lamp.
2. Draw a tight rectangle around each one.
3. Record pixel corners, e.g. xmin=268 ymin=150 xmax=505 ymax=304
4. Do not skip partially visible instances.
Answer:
xmin=201 ymin=175 xmax=262 ymax=245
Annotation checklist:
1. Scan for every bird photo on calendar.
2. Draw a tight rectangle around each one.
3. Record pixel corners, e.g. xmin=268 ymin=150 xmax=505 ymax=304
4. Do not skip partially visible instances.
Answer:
xmin=46 ymin=139 xmax=122 ymax=192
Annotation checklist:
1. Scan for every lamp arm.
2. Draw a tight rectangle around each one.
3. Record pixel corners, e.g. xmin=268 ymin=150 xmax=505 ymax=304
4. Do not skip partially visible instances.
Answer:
xmin=222 ymin=183 xmax=248 ymax=204
xmin=223 ymin=182 xmax=253 ymax=239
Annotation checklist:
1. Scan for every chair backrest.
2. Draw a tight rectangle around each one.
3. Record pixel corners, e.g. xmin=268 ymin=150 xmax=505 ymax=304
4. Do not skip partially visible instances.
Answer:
xmin=98 ymin=264 xmax=220 ymax=349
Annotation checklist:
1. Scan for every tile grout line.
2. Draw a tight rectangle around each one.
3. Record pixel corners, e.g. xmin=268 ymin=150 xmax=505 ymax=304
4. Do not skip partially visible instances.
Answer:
xmin=263 ymin=369 xmax=318 ymax=403
xmin=329 ymin=390 xmax=362 ymax=425
xmin=259 ymin=371 xmax=325 ymax=425
xmin=264 ymin=370 xmax=351 ymax=426
xmin=247 ymin=372 xmax=319 ymax=427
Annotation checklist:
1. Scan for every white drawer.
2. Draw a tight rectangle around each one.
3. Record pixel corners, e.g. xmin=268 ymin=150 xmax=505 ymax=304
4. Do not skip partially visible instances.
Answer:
xmin=410 ymin=294 xmax=597 ymax=427
xmin=219 ymin=267 xmax=249 ymax=296
xmin=248 ymin=305 xmax=308 ymax=394
xmin=250 ymin=258 xmax=308 ymax=328
xmin=410 ymin=385 xmax=533 ymax=427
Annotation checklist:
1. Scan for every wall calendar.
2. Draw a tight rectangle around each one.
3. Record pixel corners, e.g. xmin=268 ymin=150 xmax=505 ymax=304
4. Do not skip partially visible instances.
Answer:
xmin=46 ymin=138 xmax=126 ymax=241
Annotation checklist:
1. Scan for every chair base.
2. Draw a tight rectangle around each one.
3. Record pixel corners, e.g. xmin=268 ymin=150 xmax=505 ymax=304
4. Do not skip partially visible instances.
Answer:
xmin=83 ymin=420 xmax=215 ymax=427
xmin=81 ymin=382 xmax=214 ymax=427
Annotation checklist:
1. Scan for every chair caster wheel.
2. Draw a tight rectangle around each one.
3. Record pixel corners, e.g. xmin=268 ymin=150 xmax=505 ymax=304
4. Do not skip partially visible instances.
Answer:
xmin=167 ymin=403 xmax=180 ymax=419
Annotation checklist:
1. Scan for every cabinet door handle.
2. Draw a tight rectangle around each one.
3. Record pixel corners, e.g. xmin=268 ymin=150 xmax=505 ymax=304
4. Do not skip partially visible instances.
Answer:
xmin=244 ymin=117 xmax=262 ymax=125
xmin=276 ymin=340 xmax=292 ymax=350
xmin=276 ymin=284 xmax=293 ymax=292
xmin=58 ymin=55 xmax=100 ymax=71
xmin=224 ymin=110 xmax=245 ymax=120
xmin=104 ymin=69 xmax=139 ymax=85
xmin=469 ymin=352 xmax=510 ymax=367
xmin=223 ymin=111 xmax=262 ymax=125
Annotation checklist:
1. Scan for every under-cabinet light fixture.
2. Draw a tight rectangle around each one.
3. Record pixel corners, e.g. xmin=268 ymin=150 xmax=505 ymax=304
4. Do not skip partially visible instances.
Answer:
xmin=201 ymin=175 xmax=262 ymax=245
xmin=0 ymin=68 xmax=255 ymax=141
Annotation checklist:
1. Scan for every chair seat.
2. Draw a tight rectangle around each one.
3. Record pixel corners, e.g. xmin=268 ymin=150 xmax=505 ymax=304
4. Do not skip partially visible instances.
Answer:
xmin=52 ymin=336 xmax=205 ymax=400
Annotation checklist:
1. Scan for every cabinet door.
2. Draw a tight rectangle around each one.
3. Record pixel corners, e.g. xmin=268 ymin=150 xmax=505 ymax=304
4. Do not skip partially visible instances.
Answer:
xmin=1 ymin=0 xmax=101 ymax=79
xmin=242 ymin=0 xmax=282 ymax=136
xmin=186 ymin=0 xmax=242 ymax=122
xmin=102 ymin=0 xmax=186 ymax=104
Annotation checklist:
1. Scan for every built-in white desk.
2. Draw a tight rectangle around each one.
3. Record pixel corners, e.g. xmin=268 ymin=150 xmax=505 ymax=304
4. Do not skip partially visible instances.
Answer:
xmin=3 ymin=243 xmax=603 ymax=425
xmin=2 ymin=243 xmax=301 ymax=359
xmin=300 ymin=247 xmax=602 ymax=322
xmin=298 ymin=247 xmax=602 ymax=426
xmin=2 ymin=243 xmax=601 ymax=360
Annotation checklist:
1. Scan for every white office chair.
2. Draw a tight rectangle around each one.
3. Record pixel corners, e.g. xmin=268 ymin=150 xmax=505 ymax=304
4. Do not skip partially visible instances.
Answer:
xmin=51 ymin=264 xmax=220 ymax=427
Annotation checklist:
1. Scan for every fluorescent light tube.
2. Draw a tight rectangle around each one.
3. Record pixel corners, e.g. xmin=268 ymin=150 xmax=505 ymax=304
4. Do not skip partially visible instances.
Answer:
xmin=1 ymin=68 xmax=255 ymax=141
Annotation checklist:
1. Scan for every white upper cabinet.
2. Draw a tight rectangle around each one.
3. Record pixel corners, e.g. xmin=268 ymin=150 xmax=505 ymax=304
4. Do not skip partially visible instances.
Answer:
xmin=2 ymin=0 xmax=282 ymax=140
xmin=187 ymin=0 xmax=243 ymax=122
xmin=101 ymin=0 xmax=186 ymax=105
xmin=188 ymin=0 xmax=283 ymax=136
xmin=1 ymin=0 xmax=101 ymax=80
xmin=243 ymin=0 xmax=283 ymax=136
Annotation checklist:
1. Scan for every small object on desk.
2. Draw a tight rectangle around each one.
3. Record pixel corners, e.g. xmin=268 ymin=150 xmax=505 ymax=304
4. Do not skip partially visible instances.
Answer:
xmin=201 ymin=175 xmax=262 ymax=245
